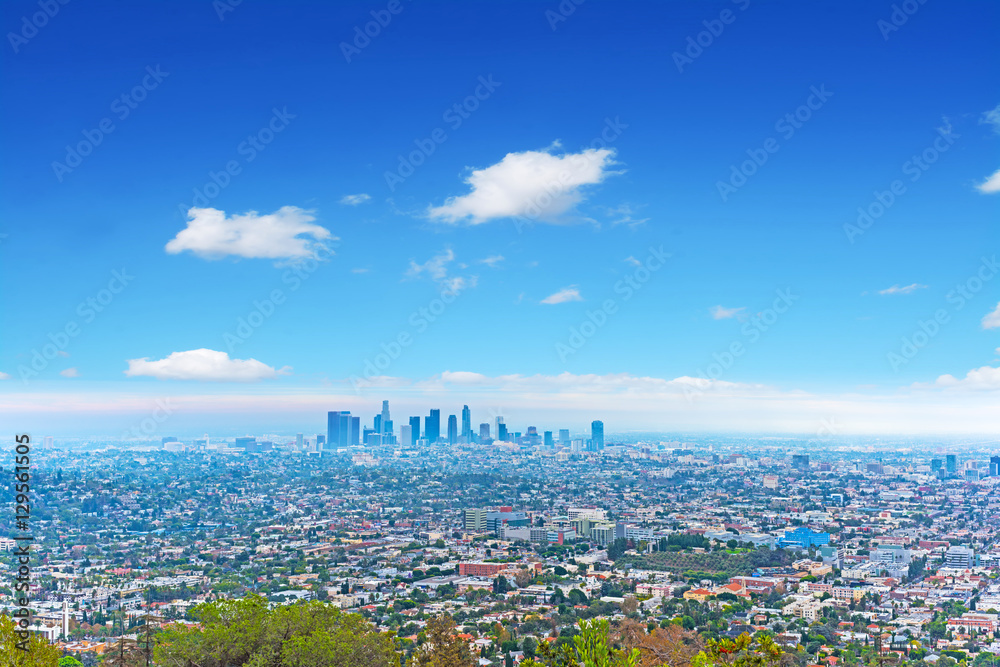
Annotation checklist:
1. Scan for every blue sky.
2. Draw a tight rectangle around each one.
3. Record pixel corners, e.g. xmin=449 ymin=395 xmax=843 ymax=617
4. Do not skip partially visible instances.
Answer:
xmin=1 ymin=0 xmax=998 ymax=437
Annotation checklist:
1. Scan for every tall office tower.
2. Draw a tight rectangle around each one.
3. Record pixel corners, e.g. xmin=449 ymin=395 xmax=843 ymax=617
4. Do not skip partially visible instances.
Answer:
xmin=374 ymin=414 xmax=382 ymax=434
xmin=791 ymin=454 xmax=810 ymax=470
xmin=497 ymin=422 xmax=508 ymax=442
xmin=408 ymin=416 xmax=421 ymax=445
xmin=426 ymin=409 xmax=441 ymax=443
xmin=350 ymin=416 xmax=360 ymax=446
xmin=400 ymin=424 xmax=412 ymax=448
xmin=544 ymin=431 xmax=554 ymax=448
xmin=381 ymin=400 xmax=391 ymax=434
xmin=316 ymin=434 xmax=326 ymax=449
xmin=447 ymin=415 xmax=458 ymax=445
xmin=480 ymin=423 xmax=491 ymax=440
xmin=495 ymin=417 xmax=504 ymax=442
xmin=591 ymin=420 xmax=604 ymax=450
xmin=461 ymin=405 xmax=471 ymax=439
xmin=559 ymin=429 xmax=570 ymax=445
xmin=946 ymin=454 xmax=957 ymax=473
xmin=931 ymin=458 xmax=942 ymax=472
xmin=991 ymin=456 xmax=1000 ymax=477
xmin=327 ymin=411 xmax=343 ymax=449
xmin=296 ymin=433 xmax=303 ymax=449
xmin=338 ymin=412 xmax=353 ymax=447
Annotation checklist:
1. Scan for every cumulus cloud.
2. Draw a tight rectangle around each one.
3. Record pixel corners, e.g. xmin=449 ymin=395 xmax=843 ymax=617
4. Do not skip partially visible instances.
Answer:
xmin=166 ymin=206 xmax=334 ymax=262
xmin=60 ymin=368 xmax=79 ymax=378
xmin=405 ymin=249 xmax=477 ymax=293
xmin=976 ymin=168 xmax=1000 ymax=194
xmin=428 ymin=145 xmax=618 ymax=224
xmin=339 ymin=193 xmax=371 ymax=205
xmin=710 ymin=305 xmax=746 ymax=320
xmin=922 ymin=365 xmax=1000 ymax=391
xmin=541 ymin=286 xmax=583 ymax=304
xmin=983 ymin=302 xmax=1000 ymax=329
xmin=125 ymin=349 xmax=290 ymax=382
xmin=878 ymin=283 xmax=928 ymax=295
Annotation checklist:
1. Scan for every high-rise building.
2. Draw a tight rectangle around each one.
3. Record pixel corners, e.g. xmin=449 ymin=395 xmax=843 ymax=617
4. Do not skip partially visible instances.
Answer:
xmin=991 ymin=456 xmax=1000 ymax=477
xmin=497 ymin=422 xmax=508 ymax=442
xmin=792 ymin=454 xmax=810 ymax=470
xmin=461 ymin=405 xmax=471 ymax=439
xmin=350 ymin=416 xmax=360 ymax=446
xmin=296 ymin=433 xmax=303 ymax=449
xmin=409 ymin=416 xmax=421 ymax=444
xmin=380 ymin=400 xmax=391 ymax=433
xmin=544 ymin=431 xmax=553 ymax=448
xmin=559 ymin=429 xmax=570 ymax=445
xmin=400 ymin=424 xmax=412 ymax=448
xmin=447 ymin=415 xmax=458 ymax=445
xmin=946 ymin=454 xmax=957 ymax=473
xmin=931 ymin=458 xmax=942 ymax=472
xmin=43 ymin=436 xmax=54 ymax=447
xmin=327 ymin=411 xmax=344 ymax=449
xmin=591 ymin=420 xmax=604 ymax=450
xmin=426 ymin=409 xmax=440 ymax=443
xmin=479 ymin=423 xmax=491 ymax=440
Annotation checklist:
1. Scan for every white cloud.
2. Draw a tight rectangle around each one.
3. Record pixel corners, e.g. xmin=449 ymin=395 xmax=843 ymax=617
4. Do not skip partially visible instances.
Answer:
xmin=976 ymin=168 xmax=1000 ymax=194
xmin=166 ymin=206 xmax=334 ymax=262
xmin=710 ymin=305 xmax=746 ymax=320
xmin=922 ymin=365 xmax=1000 ymax=391
xmin=983 ymin=302 xmax=1000 ymax=329
xmin=981 ymin=104 xmax=1000 ymax=134
xmin=607 ymin=204 xmax=649 ymax=228
xmin=624 ymin=256 xmax=641 ymax=267
xmin=428 ymin=145 xmax=618 ymax=224
xmin=405 ymin=249 xmax=477 ymax=293
xmin=125 ymin=349 xmax=290 ymax=382
xmin=339 ymin=193 xmax=371 ymax=205
xmin=0 ymin=371 xmax=10 ymax=380
xmin=541 ymin=286 xmax=583 ymax=305
xmin=878 ymin=283 xmax=928 ymax=295
xmin=60 ymin=368 xmax=79 ymax=378
xmin=479 ymin=255 xmax=505 ymax=267
xmin=351 ymin=268 xmax=370 ymax=274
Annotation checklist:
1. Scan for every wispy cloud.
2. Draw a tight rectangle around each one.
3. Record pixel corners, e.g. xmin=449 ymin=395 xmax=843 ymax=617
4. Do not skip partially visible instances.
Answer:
xmin=428 ymin=144 xmax=618 ymax=224
xmin=406 ymin=248 xmax=478 ymax=292
xmin=166 ymin=206 xmax=334 ymax=263
xmin=59 ymin=368 xmax=79 ymax=378
xmin=541 ymin=286 xmax=583 ymax=305
xmin=983 ymin=302 xmax=1000 ymax=329
xmin=710 ymin=305 xmax=746 ymax=320
xmin=339 ymin=193 xmax=371 ymax=205
xmin=351 ymin=268 xmax=370 ymax=274
xmin=981 ymin=103 xmax=1000 ymax=134
xmin=0 ymin=371 xmax=12 ymax=380
xmin=878 ymin=283 xmax=928 ymax=295
xmin=624 ymin=256 xmax=642 ymax=267
xmin=125 ymin=349 xmax=291 ymax=382
xmin=606 ymin=204 xmax=649 ymax=228
xmin=478 ymin=254 xmax=505 ymax=267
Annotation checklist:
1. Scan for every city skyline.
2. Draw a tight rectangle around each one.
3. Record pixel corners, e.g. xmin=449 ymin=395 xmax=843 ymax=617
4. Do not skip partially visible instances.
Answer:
xmin=2 ymin=0 xmax=998 ymax=437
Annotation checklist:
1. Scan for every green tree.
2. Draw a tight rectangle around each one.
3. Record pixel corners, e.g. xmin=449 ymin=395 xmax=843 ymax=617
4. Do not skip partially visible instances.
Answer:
xmin=412 ymin=614 xmax=474 ymax=667
xmin=524 ymin=619 xmax=641 ymax=667
xmin=0 ymin=614 xmax=62 ymax=666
